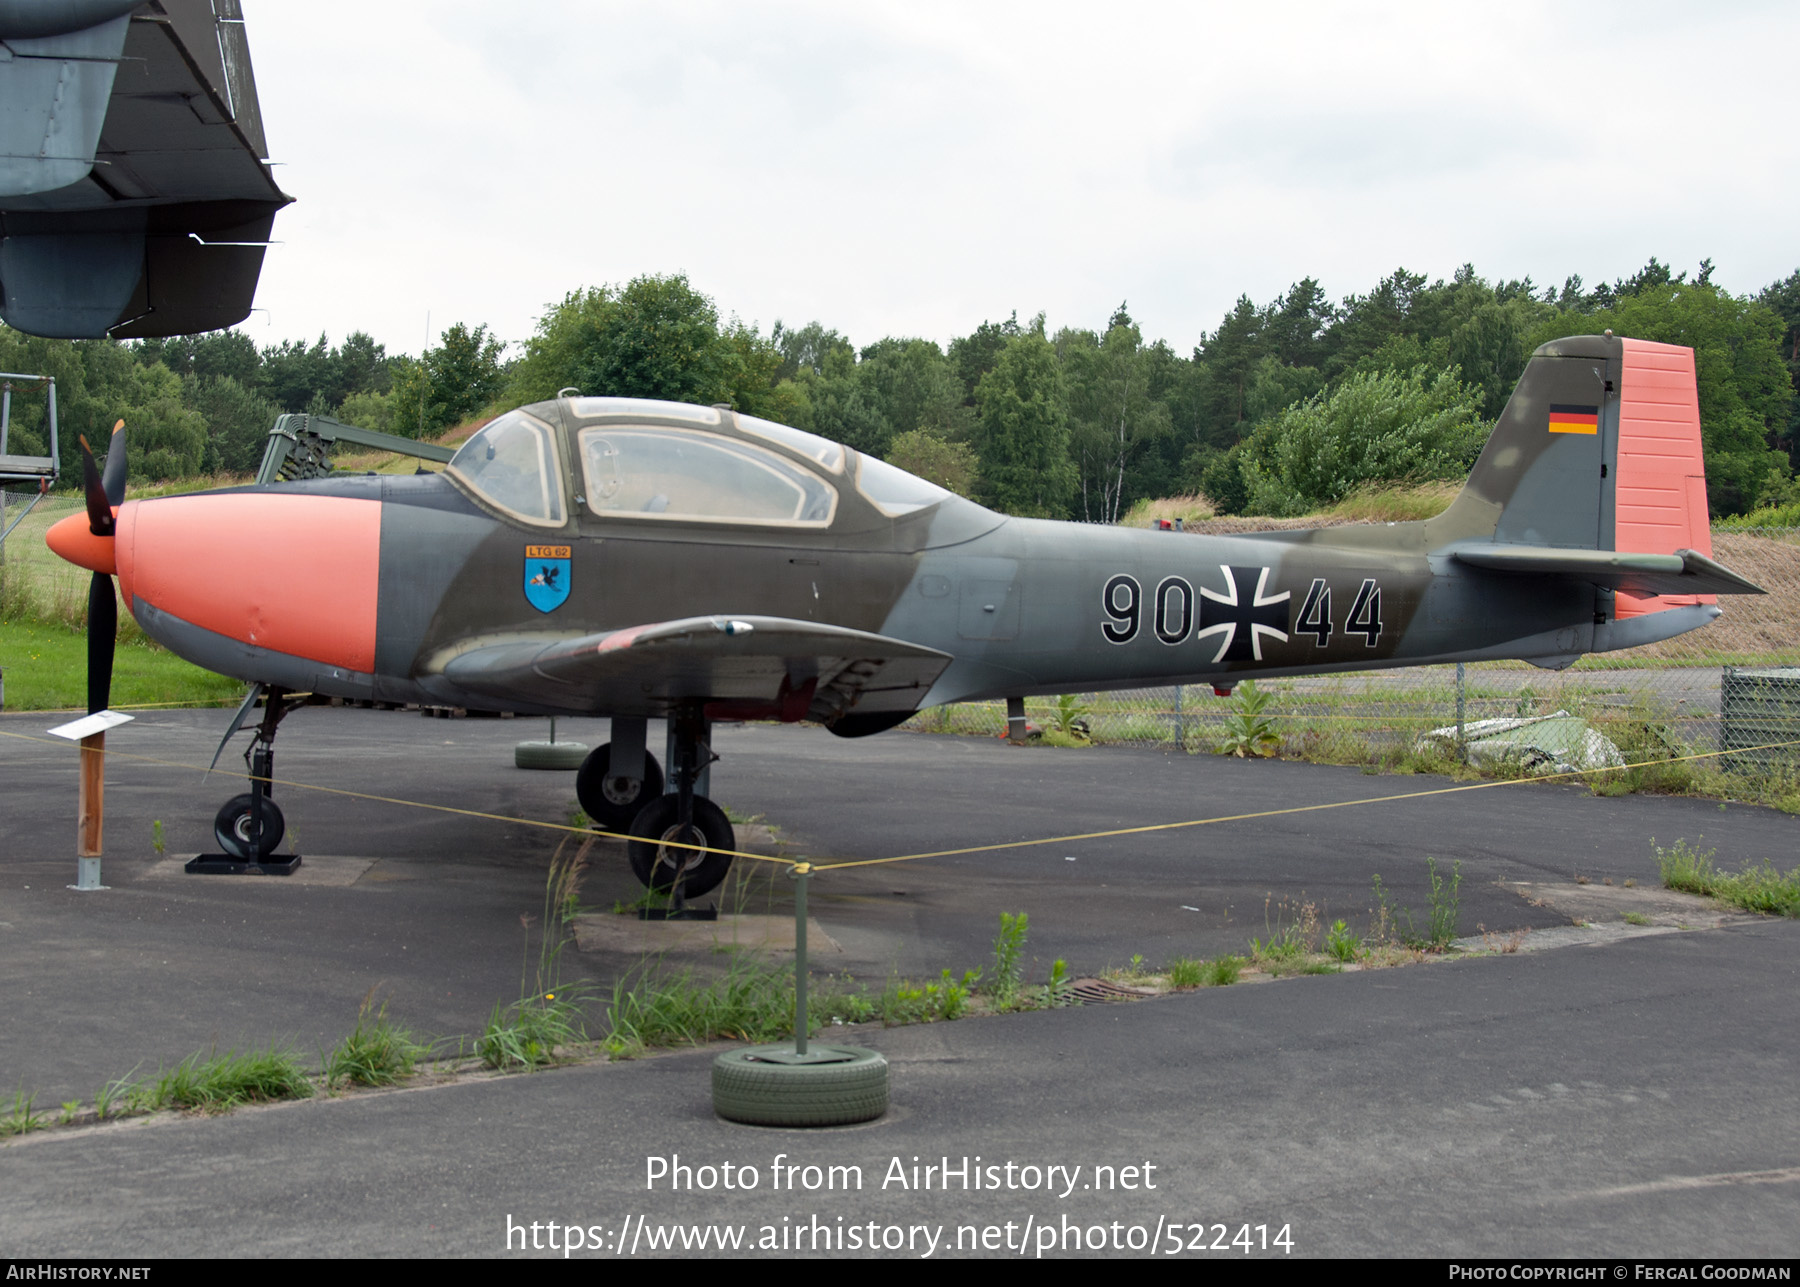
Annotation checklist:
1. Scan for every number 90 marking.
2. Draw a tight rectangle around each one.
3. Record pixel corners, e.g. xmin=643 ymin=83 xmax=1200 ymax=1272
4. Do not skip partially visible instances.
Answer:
xmin=1102 ymin=574 xmax=1141 ymax=644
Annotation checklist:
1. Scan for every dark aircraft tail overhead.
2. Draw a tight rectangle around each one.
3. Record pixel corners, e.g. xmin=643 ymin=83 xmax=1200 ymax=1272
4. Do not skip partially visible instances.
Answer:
xmin=1425 ymin=334 xmax=1760 ymax=649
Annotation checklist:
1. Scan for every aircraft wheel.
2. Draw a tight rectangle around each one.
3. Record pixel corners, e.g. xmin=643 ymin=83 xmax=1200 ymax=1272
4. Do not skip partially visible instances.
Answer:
xmin=627 ymin=795 xmax=733 ymax=899
xmin=514 ymin=739 xmax=589 ymax=770
xmin=712 ymin=1045 xmax=889 ymax=1126
xmin=214 ymin=795 xmax=286 ymax=860
xmin=576 ymin=743 xmax=664 ymax=833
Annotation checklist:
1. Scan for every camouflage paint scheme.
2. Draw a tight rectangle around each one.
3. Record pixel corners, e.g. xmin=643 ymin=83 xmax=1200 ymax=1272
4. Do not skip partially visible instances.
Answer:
xmin=100 ymin=335 xmax=1758 ymax=737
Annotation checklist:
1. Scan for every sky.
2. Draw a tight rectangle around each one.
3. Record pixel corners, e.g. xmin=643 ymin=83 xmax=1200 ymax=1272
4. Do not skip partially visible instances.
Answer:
xmin=242 ymin=0 xmax=1800 ymax=362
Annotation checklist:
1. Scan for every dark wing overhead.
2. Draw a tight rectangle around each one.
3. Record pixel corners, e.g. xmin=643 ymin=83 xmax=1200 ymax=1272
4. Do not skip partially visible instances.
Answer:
xmin=0 ymin=0 xmax=291 ymax=338
xmin=436 ymin=615 xmax=953 ymax=724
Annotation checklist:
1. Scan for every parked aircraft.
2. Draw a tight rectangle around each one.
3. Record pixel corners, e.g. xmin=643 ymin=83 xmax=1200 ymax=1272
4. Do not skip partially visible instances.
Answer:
xmin=47 ymin=335 xmax=1762 ymax=895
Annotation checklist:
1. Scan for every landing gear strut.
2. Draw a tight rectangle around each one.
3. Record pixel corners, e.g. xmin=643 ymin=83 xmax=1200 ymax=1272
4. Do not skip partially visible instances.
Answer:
xmin=190 ymin=686 xmax=303 ymax=874
xmin=626 ymin=706 xmax=735 ymax=909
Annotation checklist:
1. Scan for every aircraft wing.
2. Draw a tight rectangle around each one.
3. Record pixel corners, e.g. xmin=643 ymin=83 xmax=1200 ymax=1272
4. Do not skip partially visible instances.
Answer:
xmin=0 ymin=0 xmax=291 ymax=338
xmin=436 ymin=615 xmax=953 ymax=722
xmin=1451 ymin=545 xmax=1764 ymax=597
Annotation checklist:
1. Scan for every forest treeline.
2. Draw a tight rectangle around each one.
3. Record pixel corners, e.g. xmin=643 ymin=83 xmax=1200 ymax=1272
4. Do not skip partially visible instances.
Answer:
xmin=2 ymin=258 xmax=1796 ymax=519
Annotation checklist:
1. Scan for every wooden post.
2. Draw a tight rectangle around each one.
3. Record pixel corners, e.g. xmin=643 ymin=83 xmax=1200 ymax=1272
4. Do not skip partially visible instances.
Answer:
xmin=78 ymin=730 xmax=104 ymax=856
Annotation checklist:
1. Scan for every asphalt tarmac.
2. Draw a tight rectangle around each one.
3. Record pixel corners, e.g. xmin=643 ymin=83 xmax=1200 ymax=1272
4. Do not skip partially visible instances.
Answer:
xmin=1 ymin=706 xmax=1796 ymax=1258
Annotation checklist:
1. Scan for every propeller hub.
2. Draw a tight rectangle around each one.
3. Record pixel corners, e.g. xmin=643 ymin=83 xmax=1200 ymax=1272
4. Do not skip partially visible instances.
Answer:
xmin=47 ymin=510 xmax=118 ymax=575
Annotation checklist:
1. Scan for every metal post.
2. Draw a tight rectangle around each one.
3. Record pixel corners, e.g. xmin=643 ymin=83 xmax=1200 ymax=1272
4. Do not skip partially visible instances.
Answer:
xmin=1455 ymin=662 xmax=1467 ymax=757
xmin=1173 ymin=684 xmax=1184 ymax=748
xmin=792 ymin=863 xmax=810 ymax=1055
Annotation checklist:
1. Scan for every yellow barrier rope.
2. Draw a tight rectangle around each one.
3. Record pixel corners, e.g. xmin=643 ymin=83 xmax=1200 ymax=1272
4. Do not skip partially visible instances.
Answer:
xmin=4 ymin=725 xmax=1797 ymax=874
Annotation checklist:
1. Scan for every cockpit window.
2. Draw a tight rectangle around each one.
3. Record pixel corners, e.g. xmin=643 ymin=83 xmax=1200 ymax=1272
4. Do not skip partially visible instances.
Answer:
xmin=579 ymin=427 xmax=836 ymax=526
xmin=855 ymin=453 xmax=952 ymax=517
xmin=734 ymin=414 xmax=846 ymax=473
xmin=447 ymin=411 xmax=566 ymax=525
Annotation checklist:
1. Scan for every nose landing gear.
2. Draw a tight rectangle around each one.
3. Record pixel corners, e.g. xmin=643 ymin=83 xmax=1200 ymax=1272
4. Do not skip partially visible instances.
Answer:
xmin=189 ymin=685 xmax=303 ymax=875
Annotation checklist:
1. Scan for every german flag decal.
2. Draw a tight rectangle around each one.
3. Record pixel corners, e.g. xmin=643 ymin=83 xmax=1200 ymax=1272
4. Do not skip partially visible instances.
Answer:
xmin=1548 ymin=403 xmax=1599 ymax=434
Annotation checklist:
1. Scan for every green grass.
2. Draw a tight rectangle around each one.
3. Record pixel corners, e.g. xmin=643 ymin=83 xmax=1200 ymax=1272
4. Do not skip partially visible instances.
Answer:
xmin=0 ymin=619 xmax=245 ymax=711
xmin=1165 ymin=957 xmax=1205 ymax=989
xmin=1371 ymin=858 xmax=1463 ymax=950
xmin=600 ymin=955 xmax=886 ymax=1058
xmin=1656 ymin=838 xmax=1800 ymax=917
xmin=1204 ymin=954 xmax=1245 ymax=986
xmin=147 ymin=1045 xmax=314 ymax=1112
xmin=2 ymin=1088 xmax=45 ymax=1137
xmin=479 ymin=991 xmax=588 ymax=1070
xmin=323 ymin=999 xmax=431 ymax=1088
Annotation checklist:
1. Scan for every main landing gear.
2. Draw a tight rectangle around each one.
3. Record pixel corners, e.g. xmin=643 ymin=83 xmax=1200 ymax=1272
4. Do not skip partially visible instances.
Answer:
xmin=576 ymin=708 xmax=736 ymax=905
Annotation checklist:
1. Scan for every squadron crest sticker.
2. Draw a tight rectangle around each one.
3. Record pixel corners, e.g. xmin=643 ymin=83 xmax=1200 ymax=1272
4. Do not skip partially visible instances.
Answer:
xmin=524 ymin=545 xmax=572 ymax=613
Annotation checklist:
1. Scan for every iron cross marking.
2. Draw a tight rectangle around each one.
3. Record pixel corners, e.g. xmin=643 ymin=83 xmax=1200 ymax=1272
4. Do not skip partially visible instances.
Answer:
xmin=1196 ymin=565 xmax=1290 ymax=663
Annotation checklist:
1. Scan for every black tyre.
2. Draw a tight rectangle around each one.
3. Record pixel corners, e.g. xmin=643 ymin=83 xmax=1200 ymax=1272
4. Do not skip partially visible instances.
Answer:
xmin=712 ymin=1045 xmax=889 ymax=1126
xmin=213 ymin=794 xmax=286 ymax=860
xmin=513 ymin=739 xmax=589 ymax=770
xmin=576 ymin=743 xmax=665 ymax=832
xmin=626 ymin=794 xmax=733 ymax=898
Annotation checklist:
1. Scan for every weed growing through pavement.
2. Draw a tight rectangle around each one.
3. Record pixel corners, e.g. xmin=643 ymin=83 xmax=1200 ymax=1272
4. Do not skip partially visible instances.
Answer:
xmin=1623 ymin=912 xmax=1652 ymax=926
xmin=1371 ymin=857 xmax=1463 ymax=950
xmin=1204 ymin=955 xmax=1245 ymax=986
xmin=149 ymin=1045 xmax=313 ymax=1111
xmin=480 ymin=836 xmax=595 ymax=1070
xmin=2 ymin=1088 xmax=44 ymax=1137
xmin=92 ymin=1067 xmax=138 ymax=1120
xmin=877 ymin=969 xmax=981 ymax=1027
xmin=1655 ymin=837 xmax=1800 ymax=917
xmin=1250 ymin=896 xmax=1321 ymax=964
xmin=990 ymin=911 xmax=1029 ymax=1010
xmin=323 ymin=994 xmax=431 ymax=1088
xmin=1165 ymin=957 xmax=1205 ymax=989
xmin=1325 ymin=919 xmax=1362 ymax=962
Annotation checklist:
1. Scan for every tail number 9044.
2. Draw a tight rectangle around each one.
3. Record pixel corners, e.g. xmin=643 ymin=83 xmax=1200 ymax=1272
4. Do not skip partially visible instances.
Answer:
xmin=1102 ymin=571 xmax=1382 ymax=654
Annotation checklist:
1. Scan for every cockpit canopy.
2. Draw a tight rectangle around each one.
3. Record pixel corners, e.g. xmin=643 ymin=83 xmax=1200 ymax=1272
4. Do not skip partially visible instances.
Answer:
xmin=447 ymin=400 xmax=954 ymax=529
xmin=445 ymin=410 xmax=566 ymax=526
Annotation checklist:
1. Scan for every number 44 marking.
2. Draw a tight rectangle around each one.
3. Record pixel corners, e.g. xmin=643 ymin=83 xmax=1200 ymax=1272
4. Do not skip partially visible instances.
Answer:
xmin=1297 ymin=577 xmax=1382 ymax=648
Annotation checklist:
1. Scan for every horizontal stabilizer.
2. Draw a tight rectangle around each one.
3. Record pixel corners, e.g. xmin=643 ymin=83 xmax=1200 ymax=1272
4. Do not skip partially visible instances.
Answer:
xmin=437 ymin=615 xmax=952 ymax=720
xmin=1452 ymin=544 xmax=1764 ymax=597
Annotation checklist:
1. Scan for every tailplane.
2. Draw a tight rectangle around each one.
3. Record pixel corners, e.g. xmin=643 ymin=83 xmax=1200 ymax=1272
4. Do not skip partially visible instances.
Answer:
xmin=1429 ymin=335 xmax=1761 ymax=618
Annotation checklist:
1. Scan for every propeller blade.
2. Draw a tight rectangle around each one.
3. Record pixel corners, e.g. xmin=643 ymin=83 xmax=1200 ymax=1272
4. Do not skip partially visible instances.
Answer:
xmin=100 ymin=419 xmax=127 ymax=507
xmin=88 ymin=570 xmax=116 ymax=716
xmin=78 ymin=435 xmax=113 ymax=538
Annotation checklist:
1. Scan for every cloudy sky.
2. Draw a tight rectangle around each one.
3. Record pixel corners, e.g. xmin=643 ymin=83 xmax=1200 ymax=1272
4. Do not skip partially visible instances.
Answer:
xmin=243 ymin=1 xmax=1800 ymax=361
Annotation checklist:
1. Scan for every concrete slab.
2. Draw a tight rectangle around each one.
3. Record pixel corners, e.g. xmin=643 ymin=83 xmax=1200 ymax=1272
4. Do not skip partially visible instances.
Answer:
xmin=135 ymin=854 xmax=378 ymax=886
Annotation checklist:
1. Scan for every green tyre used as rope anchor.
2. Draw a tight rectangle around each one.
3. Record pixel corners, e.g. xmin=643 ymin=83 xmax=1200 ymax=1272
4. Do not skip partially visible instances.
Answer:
xmin=711 ymin=1045 xmax=889 ymax=1127
xmin=514 ymin=717 xmax=589 ymax=770
xmin=710 ymin=860 xmax=889 ymax=1126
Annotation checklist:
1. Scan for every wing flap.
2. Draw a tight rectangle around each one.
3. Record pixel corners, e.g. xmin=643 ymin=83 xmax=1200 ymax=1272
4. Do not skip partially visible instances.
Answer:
xmin=1452 ymin=544 xmax=1764 ymax=597
xmin=436 ymin=615 xmax=951 ymax=720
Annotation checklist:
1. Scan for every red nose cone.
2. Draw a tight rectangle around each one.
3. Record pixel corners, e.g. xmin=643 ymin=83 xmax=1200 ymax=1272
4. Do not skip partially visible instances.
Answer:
xmin=46 ymin=510 xmax=117 ymax=575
